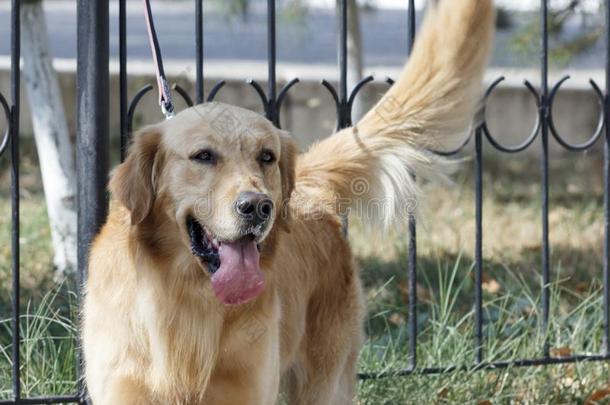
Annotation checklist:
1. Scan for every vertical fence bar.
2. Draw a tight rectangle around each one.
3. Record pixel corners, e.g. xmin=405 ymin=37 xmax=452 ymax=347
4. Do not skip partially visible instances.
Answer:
xmin=407 ymin=0 xmax=415 ymax=54
xmin=196 ymin=0 xmax=204 ymax=104
xmin=10 ymin=0 xmax=21 ymax=400
xmin=267 ymin=0 xmax=278 ymax=125
xmin=603 ymin=0 xmax=610 ymax=356
xmin=77 ymin=0 xmax=109 ymax=276
xmin=407 ymin=201 xmax=417 ymax=370
xmin=76 ymin=0 xmax=110 ymax=398
xmin=336 ymin=0 xmax=349 ymax=233
xmin=338 ymin=0 xmax=348 ymax=129
xmin=119 ymin=0 xmax=128 ymax=161
xmin=539 ymin=0 xmax=551 ymax=358
xmin=406 ymin=0 xmax=417 ymax=371
xmin=474 ymin=127 xmax=484 ymax=364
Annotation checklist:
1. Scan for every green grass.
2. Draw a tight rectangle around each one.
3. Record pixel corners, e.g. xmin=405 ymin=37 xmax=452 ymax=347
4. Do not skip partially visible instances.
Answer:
xmin=357 ymin=259 xmax=610 ymax=404
xmin=1 ymin=143 xmax=609 ymax=403
xmin=0 ymin=288 xmax=78 ymax=400
xmin=2 ymin=259 xmax=609 ymax=404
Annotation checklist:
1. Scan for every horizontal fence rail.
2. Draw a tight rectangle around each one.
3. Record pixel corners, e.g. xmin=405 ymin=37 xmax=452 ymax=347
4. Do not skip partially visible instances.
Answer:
xmin=1 ymin=0 xmax=610 ymax=403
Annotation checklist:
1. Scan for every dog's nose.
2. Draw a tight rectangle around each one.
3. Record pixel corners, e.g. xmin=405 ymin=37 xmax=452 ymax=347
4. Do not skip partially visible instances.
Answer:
xmin=235 ymin=192 xmax=274 ymax=224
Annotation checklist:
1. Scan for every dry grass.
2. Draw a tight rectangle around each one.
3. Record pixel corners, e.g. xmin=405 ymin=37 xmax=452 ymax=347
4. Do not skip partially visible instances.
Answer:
xmin=351 ymin=152 xmax=605 ymax=286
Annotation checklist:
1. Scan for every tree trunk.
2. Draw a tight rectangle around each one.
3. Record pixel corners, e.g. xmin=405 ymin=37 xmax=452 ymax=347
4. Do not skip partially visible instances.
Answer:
xmin=21 ymin=0 xmax=77 ymax=278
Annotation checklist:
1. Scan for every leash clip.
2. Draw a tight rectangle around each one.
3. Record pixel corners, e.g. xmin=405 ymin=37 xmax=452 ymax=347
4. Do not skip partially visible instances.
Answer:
xmin=161 ymin=102 xmax=175 ymax=120
xmin=160 ymin=78 xmax=175 ymax=120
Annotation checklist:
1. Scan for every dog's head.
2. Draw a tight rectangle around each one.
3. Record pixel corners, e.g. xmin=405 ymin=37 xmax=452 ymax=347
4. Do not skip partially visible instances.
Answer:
xmin=109 ymin=103 xmax=296 ymax=305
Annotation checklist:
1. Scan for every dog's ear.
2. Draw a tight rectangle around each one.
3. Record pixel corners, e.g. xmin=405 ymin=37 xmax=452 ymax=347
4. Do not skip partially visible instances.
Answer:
xmin=109 ymin=127 xmax=164 ymax=225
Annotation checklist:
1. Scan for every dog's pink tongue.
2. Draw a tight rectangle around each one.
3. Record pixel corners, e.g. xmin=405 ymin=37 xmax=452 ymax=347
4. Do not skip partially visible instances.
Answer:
xmin=211 ymin=240 xmax=265 ymax=305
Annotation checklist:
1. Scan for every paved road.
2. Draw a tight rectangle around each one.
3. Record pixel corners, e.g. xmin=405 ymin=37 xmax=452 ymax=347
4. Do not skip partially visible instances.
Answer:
xmin=0 ymin=3 xmax=604 ymax=69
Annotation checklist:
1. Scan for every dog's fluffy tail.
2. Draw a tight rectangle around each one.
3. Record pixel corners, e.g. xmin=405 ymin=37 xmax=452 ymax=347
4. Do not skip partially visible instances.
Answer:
xmin=295 ymin=0 xmax=495 ymax=228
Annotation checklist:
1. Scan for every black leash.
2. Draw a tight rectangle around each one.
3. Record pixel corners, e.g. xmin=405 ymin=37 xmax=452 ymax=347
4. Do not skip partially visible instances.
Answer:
xmin=142 ymin=0 xmax=175 ymax=119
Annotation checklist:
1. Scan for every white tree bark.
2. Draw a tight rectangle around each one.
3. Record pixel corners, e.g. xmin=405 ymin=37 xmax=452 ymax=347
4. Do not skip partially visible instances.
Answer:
xmin=21 ymin=0 xmax=77 ymax=277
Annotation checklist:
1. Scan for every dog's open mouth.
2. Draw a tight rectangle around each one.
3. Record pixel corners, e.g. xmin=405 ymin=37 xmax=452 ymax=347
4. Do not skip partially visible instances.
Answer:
xmin=187 ymin=216 xmax=265 ymax=305
xmin=187 ymin=216 xmax=221 ymax=273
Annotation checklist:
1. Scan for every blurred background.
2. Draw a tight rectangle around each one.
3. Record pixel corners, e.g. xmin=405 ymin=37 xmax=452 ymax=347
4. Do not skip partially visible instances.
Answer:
xmin=2 ymin=1 xmax=610 ymax=402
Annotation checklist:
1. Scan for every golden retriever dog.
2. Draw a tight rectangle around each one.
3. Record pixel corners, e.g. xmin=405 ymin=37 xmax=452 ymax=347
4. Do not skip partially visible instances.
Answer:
xmin=82 ymin=0 xmax=494 ymax=403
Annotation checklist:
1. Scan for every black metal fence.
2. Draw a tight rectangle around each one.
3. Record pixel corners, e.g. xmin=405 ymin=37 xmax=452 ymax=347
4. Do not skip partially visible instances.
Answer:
xmin=1 ymin=0 xmax=610 ymax=403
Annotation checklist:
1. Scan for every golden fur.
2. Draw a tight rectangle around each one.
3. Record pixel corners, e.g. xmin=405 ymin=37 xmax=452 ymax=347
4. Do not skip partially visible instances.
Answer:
xmin=82 ymin=1 xmax=494 ymax=403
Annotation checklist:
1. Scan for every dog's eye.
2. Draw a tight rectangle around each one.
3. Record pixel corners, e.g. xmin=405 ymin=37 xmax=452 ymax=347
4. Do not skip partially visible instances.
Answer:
xmin=259 ymin=150 xmax=276 ymax=164
xmin=191 ymin=149 xmax=217 ymax=164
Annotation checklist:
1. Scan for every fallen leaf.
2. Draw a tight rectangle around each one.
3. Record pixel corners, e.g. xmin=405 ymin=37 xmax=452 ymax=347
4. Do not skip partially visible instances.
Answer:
xmin=559 ymin=376 xmax=574 ymax=388
xmin=398 ymin=281 xmax=408 ymax=299
xmin=437 ymin=387 xmax=449 ymax=399
xmin=550 ymin=346 xmax=572 ymax=358
xmin=523 ymin=242 xmax=542 ymax=252
xmin=567 ymin=183 xmax=580 ymax=194
xmin=482 ymin=279 xmax=501 ymax=294
xmin=397 ymin=281 xmax=432 ymax=302
xmin=585 ymin=387 xmax=610 ymax=405
xmin=388 ymin=313 xmax=405 ymax=326
xmin=485 ymin=372 xmax=498 ymax=384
